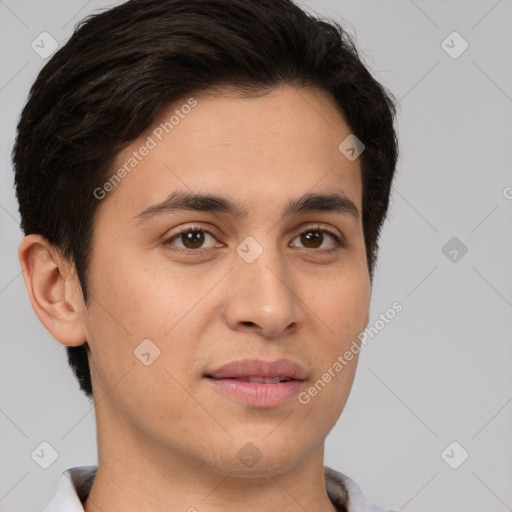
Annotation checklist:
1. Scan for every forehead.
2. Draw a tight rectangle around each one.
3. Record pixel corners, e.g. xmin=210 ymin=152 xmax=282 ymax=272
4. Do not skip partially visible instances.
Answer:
xmin=98 ymin=85 xmax=363 ymax=222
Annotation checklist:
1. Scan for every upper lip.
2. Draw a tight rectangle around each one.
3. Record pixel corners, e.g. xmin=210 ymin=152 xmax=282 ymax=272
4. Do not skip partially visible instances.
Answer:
xmin=206 ymin=358 xmax=308 ymax=380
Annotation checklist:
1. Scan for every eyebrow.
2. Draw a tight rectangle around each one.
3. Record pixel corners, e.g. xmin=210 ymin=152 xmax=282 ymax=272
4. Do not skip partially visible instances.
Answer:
xmin=133 ymin=190 xmax=360 ymax=224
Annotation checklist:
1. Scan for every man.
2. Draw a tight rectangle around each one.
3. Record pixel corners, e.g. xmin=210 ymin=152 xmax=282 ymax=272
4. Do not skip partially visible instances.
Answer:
xmin=13 ymin=0 xmax=399 ymax=510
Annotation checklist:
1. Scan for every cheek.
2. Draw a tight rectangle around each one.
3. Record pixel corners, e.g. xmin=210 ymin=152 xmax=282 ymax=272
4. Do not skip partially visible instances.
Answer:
xmin=296 ymin=352 xmax=359 ymax=444
xmin=300 ymin=270 xmax=368 ymax=406
xmin=89 ymin=245 xmax=220 ymax=340
xmin=83 ymin=248 xmax=223 ymax=392
xmin=304 ymin=269 xmax=370 ymax=338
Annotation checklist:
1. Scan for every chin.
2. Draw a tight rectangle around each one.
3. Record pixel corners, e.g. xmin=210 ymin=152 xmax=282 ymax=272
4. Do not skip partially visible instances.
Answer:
xmin=212 ymin=430 xmax=316 ymax=475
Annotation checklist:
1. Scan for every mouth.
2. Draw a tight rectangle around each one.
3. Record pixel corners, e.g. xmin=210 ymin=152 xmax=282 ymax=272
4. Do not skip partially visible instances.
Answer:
xmin=204 ymin=359 xmax=307 ymax=407
xmin=219 ymin=376 xmax=295 ymax=383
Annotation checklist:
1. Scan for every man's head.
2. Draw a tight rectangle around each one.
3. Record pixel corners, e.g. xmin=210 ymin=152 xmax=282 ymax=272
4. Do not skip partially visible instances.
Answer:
xmin=14 ymin=0 xmax=398 ymax=473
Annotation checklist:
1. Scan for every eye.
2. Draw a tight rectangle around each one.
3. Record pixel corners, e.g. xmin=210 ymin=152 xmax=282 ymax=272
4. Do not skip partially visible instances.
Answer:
xmin=290 ymin=226 xmax=345 ymax=251
xmin=163 ymin=225 xmax=220 ymax=251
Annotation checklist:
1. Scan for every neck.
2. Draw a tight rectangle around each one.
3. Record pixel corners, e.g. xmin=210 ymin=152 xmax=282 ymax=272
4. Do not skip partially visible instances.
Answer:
xmin=83 ymin=412 xmax=339 ymax=512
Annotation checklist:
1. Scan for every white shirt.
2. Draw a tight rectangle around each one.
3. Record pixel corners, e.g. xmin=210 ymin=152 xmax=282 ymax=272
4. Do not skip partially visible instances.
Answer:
xmin=42 ymin=465 xmax=396 ymax=512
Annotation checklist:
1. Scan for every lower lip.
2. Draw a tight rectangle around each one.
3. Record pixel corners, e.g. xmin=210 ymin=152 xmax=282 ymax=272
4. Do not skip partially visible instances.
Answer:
xmin=206 ymin=378 xmax=305 ymax=407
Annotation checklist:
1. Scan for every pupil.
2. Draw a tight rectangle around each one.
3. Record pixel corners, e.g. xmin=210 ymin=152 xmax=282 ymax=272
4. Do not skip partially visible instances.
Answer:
xmin=183 ymin=231 xmax=204 ymax=249
xmin=302 ymin=231 xmax=322 ymax=248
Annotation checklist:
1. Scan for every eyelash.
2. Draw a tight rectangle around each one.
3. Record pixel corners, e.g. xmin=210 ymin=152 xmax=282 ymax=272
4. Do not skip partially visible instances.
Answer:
xmin=162 ymin=224 xmax=346 ymax=254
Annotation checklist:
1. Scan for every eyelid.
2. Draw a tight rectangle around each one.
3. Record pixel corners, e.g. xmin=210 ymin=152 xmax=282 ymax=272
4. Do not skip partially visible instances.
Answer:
xmin=291 ymin=223 xmax=346 ymax=250
xmin=163 ymin=223 xmax=222 ymax=252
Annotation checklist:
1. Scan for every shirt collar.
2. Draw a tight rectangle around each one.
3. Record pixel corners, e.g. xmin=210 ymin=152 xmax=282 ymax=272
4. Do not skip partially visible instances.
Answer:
xmin=43 ymin=465 xmax=394 ymax=512
xmin=42 ymin=466 xmax=95 ymax=512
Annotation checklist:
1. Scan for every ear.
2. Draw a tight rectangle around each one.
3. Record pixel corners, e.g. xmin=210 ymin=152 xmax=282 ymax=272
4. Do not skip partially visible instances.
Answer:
xmin=18 ymin=234 xmax=87 ymax=347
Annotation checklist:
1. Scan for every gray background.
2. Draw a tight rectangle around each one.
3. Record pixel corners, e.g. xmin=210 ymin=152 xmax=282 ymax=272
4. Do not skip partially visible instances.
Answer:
xmin=1 ymin=0 xmax=511 ymax=510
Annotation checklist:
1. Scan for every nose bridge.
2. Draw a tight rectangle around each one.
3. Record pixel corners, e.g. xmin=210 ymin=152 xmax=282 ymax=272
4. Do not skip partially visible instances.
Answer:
xmin=225 ymin=234 xmax=300 ymax=336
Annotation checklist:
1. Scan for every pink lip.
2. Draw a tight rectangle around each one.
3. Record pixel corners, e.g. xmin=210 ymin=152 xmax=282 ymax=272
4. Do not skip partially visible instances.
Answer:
xmin=206 ymin=358 xmax=308 ymax=380
xmin=205 ymin=358 xmax=307 ymax=408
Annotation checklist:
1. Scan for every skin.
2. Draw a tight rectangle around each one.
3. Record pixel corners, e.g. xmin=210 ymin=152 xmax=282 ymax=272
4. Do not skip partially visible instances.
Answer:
xmin=19 ymin=84 xmax=371 ymax=512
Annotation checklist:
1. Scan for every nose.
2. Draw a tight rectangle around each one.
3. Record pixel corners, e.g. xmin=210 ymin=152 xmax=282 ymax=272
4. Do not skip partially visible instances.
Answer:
xmin=223 ymin=242 xmax=303 ymax=338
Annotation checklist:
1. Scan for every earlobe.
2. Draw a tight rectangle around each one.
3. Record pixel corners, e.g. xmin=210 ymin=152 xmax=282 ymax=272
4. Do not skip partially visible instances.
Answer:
xmin=18 ymin=234 xmax=87 ymax=347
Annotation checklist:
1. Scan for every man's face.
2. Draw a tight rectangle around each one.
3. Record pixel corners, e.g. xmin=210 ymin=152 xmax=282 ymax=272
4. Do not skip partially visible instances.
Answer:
xmin=81 ymin=85 xmax=371 ymax=474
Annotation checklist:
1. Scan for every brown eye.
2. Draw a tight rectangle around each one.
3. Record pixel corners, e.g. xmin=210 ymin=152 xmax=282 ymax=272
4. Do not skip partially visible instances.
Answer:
xmin=300 ymin=230 xmax=323 ymax=249
xmin=180 ymin=230 xmax=206 ymax=249
xmin=291 ymin=227 xmax=343 ymax=251
xmin=164 ymin=227 xmax=218 ymax=251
